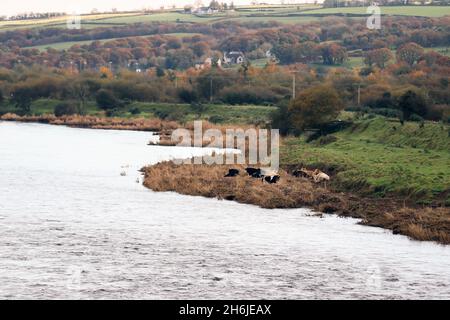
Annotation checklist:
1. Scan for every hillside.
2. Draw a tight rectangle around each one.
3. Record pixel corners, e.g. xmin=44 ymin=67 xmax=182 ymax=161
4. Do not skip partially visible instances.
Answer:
xmin=2 ymin=5 xmax=449 ymax=32
xmin=282 ymin=117 xmax=450 ymax=205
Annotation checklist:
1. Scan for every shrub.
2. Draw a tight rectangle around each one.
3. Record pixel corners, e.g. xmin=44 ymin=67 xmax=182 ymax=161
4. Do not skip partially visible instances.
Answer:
xmin=397 ymin=90 xmax=428 ymax=120
xmin=289 ymin=84 xmax=344 ymax=131
xmin=129 ymin=107 xmax=141 ymax=115
xmin=54 ymin=102 xmax=78 ymax=117
xmin=96 ymin=89 xmax=120 ymax=110
xmin=155 ymin=107 xmax=185 ymax=122
xmin=209 ymin=115 xmax=225 ymax=124
xmin=270 ymin=100 xmax=292 ymax=136
xmin=370 ymin=108 xmax=400 ymax=118
xmin=409 ymin=114 xmax=424 ymax=122
xmin=178 ymin=88 xmax=198 ymax=103
xmin=220 ymin=86 xmax=280 ymax=105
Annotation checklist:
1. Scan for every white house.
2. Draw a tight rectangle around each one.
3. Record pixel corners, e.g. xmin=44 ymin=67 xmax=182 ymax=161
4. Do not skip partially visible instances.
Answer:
xmin=223 ymin=51 xmax=246 ymax=65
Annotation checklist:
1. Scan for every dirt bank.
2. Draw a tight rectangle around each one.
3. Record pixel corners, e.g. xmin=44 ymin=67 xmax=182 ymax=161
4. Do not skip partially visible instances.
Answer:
xmin=142 ymin=160 xmax=450 ymax=245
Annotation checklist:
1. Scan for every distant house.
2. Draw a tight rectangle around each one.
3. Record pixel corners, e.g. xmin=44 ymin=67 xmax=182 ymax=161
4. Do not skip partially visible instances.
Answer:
xmin=194 ymin=7 xmax=219 ymax=15
xmin=223 ymin=51 xmax=246 ymax=65
xmin=195 ymin=57 xmax=222 ymax=70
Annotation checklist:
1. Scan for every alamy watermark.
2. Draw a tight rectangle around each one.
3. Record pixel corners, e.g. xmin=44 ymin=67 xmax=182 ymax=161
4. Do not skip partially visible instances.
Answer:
xmin=171 ymin=121 xmax=280 ymax=172
xmin=67 ymin=7 xmax=81 ymax=30
xmin=367 ymin=3 xmax=381 ymax=30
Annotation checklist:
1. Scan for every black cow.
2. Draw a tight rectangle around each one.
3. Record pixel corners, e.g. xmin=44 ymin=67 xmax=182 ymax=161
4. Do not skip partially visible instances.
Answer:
xmin=293 ymin=170 xmax=309 ymax=178
xmin=264 ymin=175 xmax=281 ymax=184
xmin=224 ymin=169 xmax=240 ymax=177
xmin=246 ymin=167 xmax=261 ymax=177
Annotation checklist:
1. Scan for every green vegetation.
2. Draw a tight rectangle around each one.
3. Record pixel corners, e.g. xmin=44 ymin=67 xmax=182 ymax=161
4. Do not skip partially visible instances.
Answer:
xmin=0 ymin=98 xmax=275 ymax=125
xmin=306 ymin=6 xmax=450 ymax=17
xmin=282 ymin=116 xmax=450 ymax=204
xmin=26 ymin=33 xmax=202 ymax=51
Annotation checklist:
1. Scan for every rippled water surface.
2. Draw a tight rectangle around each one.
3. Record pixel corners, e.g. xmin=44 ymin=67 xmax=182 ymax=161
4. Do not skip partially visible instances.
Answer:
xmin=0 ymin=121 xmax=449 ymax=299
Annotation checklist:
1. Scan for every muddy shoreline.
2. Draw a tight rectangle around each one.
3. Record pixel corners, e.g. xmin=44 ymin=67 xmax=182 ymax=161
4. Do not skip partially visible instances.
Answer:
xmin=142 ymin=161 xmax=450 ymax=245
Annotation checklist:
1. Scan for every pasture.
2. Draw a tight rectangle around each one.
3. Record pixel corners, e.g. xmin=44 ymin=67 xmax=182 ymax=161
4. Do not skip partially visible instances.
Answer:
xmin=26 ymin=33 xmax=202 ymax=51
xmin=304 ymin=5 xmax=450 ymax=17
xmin=282 ymin=116 xmax=450 ymax=204
xmin=2 ymin=5 xmax=448 ymax=33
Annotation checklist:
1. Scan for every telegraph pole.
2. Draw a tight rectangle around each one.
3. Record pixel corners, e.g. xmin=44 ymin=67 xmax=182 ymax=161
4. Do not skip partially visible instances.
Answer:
xmin=210 ymin=77 xmax=213 ymax=103
xmin=291 ymin=71 xmax=298 ymax=100
xmin=292 ymin=73 xmax=296 ymax=100
xmin=357 ymin=84 xmax=361 ymax=106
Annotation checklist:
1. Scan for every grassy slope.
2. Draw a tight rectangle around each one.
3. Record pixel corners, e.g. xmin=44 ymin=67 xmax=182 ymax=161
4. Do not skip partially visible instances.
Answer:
xmin=26 ymin=33 xmax=202 ymax=51
xmin=282 ymin=117 xmax=450 ymax=204
xmin=305 ymin=6 xmax=450 ymax=17
xmin=2 ymin=5 xmax=448 ymax=32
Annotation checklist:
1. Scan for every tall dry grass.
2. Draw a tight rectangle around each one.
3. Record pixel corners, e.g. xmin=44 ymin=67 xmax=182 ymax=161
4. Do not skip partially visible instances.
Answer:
xmin=0 ymin=113 xmax=179 ymax=131
xmin=143 ymin=160 xmax=450 ymax=244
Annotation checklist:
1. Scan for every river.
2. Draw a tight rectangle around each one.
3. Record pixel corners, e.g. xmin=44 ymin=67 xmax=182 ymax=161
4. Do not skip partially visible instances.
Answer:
xmin=0 ymin=121 xmax=449 ymax=299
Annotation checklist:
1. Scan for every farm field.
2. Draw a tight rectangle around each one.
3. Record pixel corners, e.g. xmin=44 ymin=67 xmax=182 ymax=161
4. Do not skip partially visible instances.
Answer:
xmin=282 ymin=117 xmax=450 ymax=205
xmin=26 ymin=33 xmax=202 ymax=51
xmin=2 ymin=5 xmax=448 ymax=32
xmin=304 ymin=5 xmax=450 ymax=17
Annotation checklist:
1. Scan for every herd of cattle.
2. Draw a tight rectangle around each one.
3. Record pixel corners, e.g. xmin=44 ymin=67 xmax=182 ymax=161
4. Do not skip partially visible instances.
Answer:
xmin=224 ymin=167 xmax=331 ymax=185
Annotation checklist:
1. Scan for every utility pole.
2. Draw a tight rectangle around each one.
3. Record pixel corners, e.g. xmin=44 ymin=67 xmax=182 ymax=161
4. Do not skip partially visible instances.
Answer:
xmin=291 ymin=71 xmax=298 ymax=100
xmin=357 ymin=84 xmax=361 ymax=106
xmin=210 ymin=77 xmax=213 ymax=103
xmin=292 ymin=74 xmax=295 ymax=100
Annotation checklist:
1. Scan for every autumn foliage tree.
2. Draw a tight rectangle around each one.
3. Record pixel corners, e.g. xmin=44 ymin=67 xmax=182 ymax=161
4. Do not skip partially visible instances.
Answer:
xmin=396 ymin=43 xmax=424 ymax=66
xmin=320 ymin=43 xmax=347 ymax=65
xmin=288 ymin=84 xmax=344 ymax=131
xmin=364 ymin=48 xmax=393 ymax=69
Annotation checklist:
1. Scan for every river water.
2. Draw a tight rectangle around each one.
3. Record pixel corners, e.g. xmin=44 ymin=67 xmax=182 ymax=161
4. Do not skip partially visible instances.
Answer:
xmin=0 ymin=121 xmax=449 ymax=299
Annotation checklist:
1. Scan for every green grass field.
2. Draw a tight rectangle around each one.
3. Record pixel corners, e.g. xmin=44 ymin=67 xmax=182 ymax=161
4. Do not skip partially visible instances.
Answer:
xmin=2 ymin=5 xmax=447 ymax=32
xmin=0 ymin=98 xmax=275 ymax=125
xmin=26 ymin=33 xmax=202 ymax=51
xmin=282 ymin=116 xmax=450 ymax=204
xmin=305 ymin=5 xmax=450 ymax=17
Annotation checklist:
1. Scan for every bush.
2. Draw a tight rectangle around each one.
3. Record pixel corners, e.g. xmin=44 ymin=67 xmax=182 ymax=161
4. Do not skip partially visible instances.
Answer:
xmin=371 ymin=108 xmax=400 ymax=118
xmin=409 ymin=114 xmax=424 ymax=122
xmin=129 ymin=107 xmax=141 ymax=115
xmin=54 ymin=102 xmax=78 ymax=117
xmin=270 ymin=101 xmax=292 ymax=136
xmin=105 ymin=109 xmax=121 ymax=117
xmin=96 ymin=89 xmax=120 ymax=110
xmin=178 ymin=88 xmax=198 ymax=103
xmin=220 ymin=86 xmax=280 ymax=105
xmin=289 ymin=84 xmax=344 ymax=131
xmin=209 ymin=115 xmax=225 ymax=124
xmin=154 ymin=107 xmax=186 ymax=122
xmin=397 ymin=90 xmax=428 ymax=120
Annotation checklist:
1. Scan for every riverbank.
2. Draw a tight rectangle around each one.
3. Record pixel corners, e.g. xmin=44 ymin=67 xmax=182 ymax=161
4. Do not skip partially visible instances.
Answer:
xmin=3 ymin=113 xmax=449 ymax=244
xmin=0 ymin=113 xmax=179 ymax=132
xmin=142 ymin=160 xmax=450 ymax=244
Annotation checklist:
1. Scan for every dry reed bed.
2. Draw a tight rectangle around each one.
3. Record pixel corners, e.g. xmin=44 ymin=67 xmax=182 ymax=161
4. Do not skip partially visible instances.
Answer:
xmin=0 ymin=113 xmax=179 ymax=131
xmin=143 ymin=160 xmax=450 ymax=245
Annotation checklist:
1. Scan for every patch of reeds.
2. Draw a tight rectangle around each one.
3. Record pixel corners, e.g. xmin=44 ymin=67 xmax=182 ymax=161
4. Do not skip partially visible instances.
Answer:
xmin=142 ymin=160 xmax=450 ymax=244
